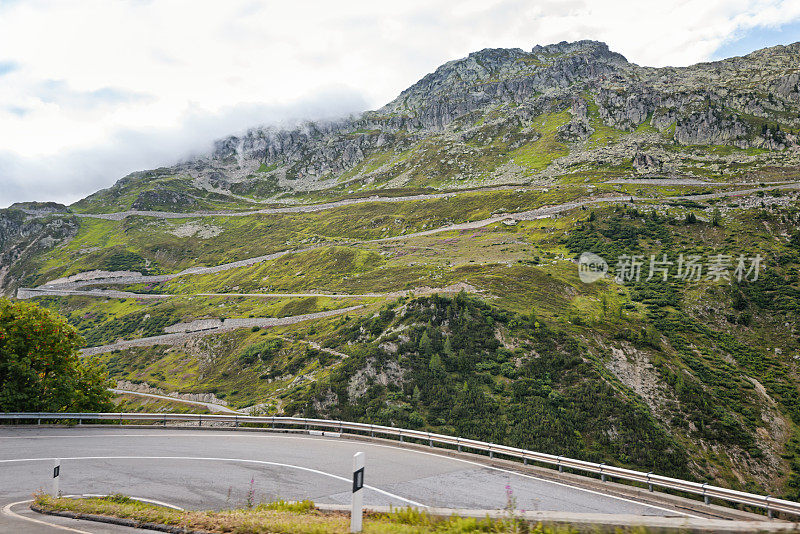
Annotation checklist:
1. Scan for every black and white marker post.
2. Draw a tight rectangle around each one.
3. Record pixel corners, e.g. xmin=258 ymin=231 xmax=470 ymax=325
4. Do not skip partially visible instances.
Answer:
xmin=350 ymin=452 xmax=365 ymax=533
xmin=52 ymin=458 xmax=60 ymax=497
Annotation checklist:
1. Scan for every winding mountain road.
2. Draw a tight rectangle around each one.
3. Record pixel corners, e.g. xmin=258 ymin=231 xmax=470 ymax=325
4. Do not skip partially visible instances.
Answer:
xmin=18 ymin=181 xmax=800 ymax=303
xmin=78 ymin=306 xmax=363 ymax=356
xmin=69 ymin=191 xmax=461 ymax=221
xmin=59 ymin=180 xmax=797 ymax=221
xmin=109 ymin=389 xmax=242 ymax=414
xmin=0 ymin=427 xmax=698 ymax=520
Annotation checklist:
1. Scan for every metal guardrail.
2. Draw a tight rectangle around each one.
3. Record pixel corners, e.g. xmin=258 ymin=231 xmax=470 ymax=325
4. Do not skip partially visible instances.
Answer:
xmin=2 ymin=412 xmax=799 ymax=518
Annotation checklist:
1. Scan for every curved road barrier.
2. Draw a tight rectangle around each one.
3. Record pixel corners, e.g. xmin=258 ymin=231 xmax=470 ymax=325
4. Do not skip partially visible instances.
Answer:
xmin=2 ymin=412 xmax=799 ymax=518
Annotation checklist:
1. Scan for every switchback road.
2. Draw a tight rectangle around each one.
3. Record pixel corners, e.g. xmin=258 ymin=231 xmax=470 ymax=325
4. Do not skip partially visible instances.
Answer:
xmin=0 ymin=427 xmax=695 ymax=530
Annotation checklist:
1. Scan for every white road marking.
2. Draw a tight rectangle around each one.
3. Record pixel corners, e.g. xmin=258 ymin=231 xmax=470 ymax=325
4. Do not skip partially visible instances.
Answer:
xmin=305 ymin=437 xmax=701 ymax=518
xmin=0 ymin=456 xmax=427 ymax=508
xmin=0 ymin=434 xmax=191 ymax=440
xmin=0 ymin=430 xmax=700 ymax=517
xmin=1 ymin=500 xmax=92 ymax=534
xmin=71 ymin=494 xmax=184 ymax=511
xmin=275 ymin=435 xmax=702 ymax=518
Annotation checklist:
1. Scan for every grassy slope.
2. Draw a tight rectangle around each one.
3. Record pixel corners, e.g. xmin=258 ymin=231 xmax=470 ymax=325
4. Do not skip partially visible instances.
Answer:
xmin=56 ymin=195 xmax=799 ymax=498
xmin=36 ymin=294 xmax=371 ymax=347
xmin=91 ymin=316 xmax=367 ymax=410
xmin=32 ymin=186 xmax=609 ymax=285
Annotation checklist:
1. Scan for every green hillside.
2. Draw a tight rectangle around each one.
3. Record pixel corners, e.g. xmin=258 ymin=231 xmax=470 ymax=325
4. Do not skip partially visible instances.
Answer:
xmin=2 ymin=40 xmax=800 ymax=501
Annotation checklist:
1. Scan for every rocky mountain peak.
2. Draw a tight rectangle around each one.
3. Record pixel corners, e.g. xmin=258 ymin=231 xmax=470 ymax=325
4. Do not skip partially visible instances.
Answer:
xmin=530 ymin=39 xmax=626 ymax=61
xmin=380 ymin=40 xmax=629 ymax=120
xmin=76 ymin=40 xmax=800 ymax=209
xmin=7 ymin=201 xmax=68 ymax=216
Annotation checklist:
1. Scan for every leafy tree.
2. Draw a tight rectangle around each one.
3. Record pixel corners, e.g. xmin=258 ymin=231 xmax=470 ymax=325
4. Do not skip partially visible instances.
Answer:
xmin=0 ymin=299 xmax=113 ymax=412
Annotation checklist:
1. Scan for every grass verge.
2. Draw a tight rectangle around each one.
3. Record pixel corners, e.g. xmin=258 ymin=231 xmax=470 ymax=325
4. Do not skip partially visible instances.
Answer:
xmin=33 ymin=494 xmax=644 ymax=533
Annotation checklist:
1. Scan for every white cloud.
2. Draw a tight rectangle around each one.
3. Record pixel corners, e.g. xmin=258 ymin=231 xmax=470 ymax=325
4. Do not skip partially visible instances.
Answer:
xmin=1 ymin=0 xmax=799 ymax=207
xmin=0 ymin=89 xmax=367 ymax=207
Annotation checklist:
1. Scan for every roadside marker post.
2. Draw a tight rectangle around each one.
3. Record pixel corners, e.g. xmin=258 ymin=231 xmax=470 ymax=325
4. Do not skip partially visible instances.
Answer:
xmin=52 ymin=458 xmax=60 ymax=497
xmin=350 ymin=452 xmax=365 ymax=533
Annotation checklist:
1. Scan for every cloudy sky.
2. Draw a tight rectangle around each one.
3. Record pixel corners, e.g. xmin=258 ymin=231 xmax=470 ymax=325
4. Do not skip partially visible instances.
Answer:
xmin=1 ymin=0 xmax=800 ymax=208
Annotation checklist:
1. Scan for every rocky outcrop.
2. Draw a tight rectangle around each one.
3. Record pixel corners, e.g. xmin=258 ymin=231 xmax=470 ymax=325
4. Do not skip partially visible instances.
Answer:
xmin=10 ymin=202 xmax=68 ymax=217
xmin=131 ymin=186 xmax=199 ymax=210
xmin=0 ymin=205 xmax=78 ymax=295
xmin=558 ymin=119 xmax=595 ymax=142
xmin=347 ymin=358 xmax=404 ymax=399
xmin=632 ymin=151 xmax=662 ymax=173
xmin=381 ymin=42 xmax=627 ymax=129
xmin=673 ymin=108 xmax=749 ymax=146
xmin=594 ymin=90 xmax=653 ymax=131
xmin=770 ymin=71 xmax=800 ymax=101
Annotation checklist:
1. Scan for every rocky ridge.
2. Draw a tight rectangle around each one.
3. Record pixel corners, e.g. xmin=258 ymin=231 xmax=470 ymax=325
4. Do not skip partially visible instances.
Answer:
xmin=0 ymin=203 xmax=78 ymax=291
xmin=66 ymin=40 xmax=800 ymax=213
xmin=182 ymin=41 xmax=800 ymax=193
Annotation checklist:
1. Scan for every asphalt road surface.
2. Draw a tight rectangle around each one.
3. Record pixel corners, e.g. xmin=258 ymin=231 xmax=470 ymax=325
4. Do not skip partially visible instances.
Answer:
xmin=0 ymin=427 xmax=696 ymax=532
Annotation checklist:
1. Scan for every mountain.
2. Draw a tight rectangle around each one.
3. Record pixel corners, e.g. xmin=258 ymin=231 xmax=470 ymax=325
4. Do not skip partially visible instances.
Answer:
xmin=2 ymin=40 xmax=800 ymax=501
xmin=48 ymin=40 xmax=798 ymax=219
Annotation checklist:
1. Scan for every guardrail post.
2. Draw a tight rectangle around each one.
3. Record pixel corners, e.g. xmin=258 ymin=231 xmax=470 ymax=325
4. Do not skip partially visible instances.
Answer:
xmin=557 ymin=457 xmax=563 ymax=473
xmin=162 ymin=415 xmax=166 ymax=427
xmin=370 ymin=425 xmax=374 ymax=438
xmin=428 ymin=433 xmax=432 ymax=447
xmin=600 ymin=463 xmax=606 ymax=482
xmin=489 ymin=448 xmax=494 ymax=459
xmin=702 ymin=483 xmax=709 ymax=505
xmin=647 ymin=472 xmax=653 ymax=492
xmin=399 ymin=432 xmax=403 ymax=443
xmin=235 ymin=416 xmax=238 ymax=428
xmin=766 ymin=496 xmax=772 ymax=519
xmin=77 ymin=417 xmax=81 ymax=426
xmin=51 ymin=458 xmax=60 ymax=497
xmin=350 ymin=452 xmax=365 ymax=533
xmin=523 ymin=456 xmax=527 ymax=465
xmin=457 ymin=439 xmax=461 ymax=453
xmin=198 ymin=414 xmax=202 ymax=427
xmin=37 ymin=418 xmax=41 ymax=425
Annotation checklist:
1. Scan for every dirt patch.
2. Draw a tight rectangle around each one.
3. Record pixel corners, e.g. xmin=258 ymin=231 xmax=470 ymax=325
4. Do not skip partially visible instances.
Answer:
xmin=169 ymin=222 xmax=223 ymax=238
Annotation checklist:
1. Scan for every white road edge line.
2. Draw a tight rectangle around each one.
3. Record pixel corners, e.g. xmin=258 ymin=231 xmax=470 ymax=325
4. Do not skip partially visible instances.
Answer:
xmin=0 ymin=456 xmax=427 ymax=508
xmin=70 ymin=494 xmax=184 ymax=511
xmin=1 ymin=500 xmax=92 ymax=534
xmin=0 ymin=434 xmax=190 ymax=440
xmin=0 ymin=431 xmax=699 ymax=518
xmin=297 ymin=436 xmax=703 ymax=519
